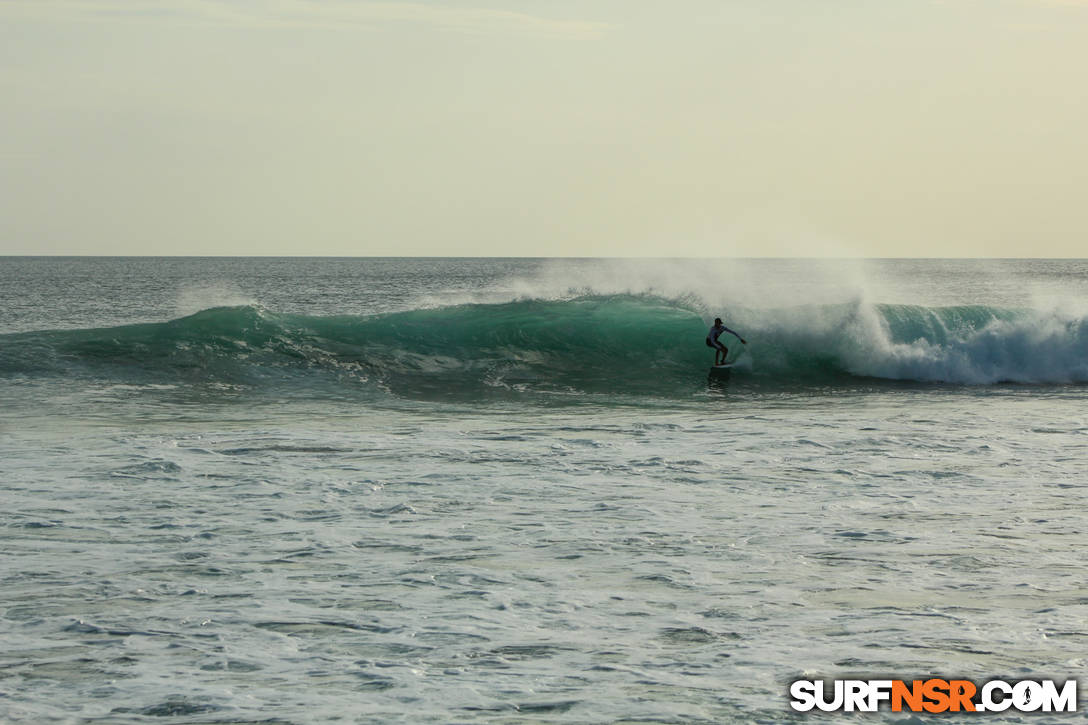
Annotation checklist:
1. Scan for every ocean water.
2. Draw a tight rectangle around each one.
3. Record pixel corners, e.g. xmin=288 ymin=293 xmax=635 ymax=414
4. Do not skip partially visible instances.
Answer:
xmin=2 ymin=257 xmax=1088 ymax=723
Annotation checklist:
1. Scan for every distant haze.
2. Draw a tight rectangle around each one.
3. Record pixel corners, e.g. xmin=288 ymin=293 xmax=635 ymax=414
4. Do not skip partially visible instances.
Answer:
xmin=2 ymin=0 xmax=1087 ymax=257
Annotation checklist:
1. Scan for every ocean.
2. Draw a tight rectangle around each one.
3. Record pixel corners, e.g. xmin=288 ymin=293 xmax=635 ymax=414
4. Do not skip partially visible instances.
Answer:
xmin=2 ymin=257 xmax=1087 ymax=723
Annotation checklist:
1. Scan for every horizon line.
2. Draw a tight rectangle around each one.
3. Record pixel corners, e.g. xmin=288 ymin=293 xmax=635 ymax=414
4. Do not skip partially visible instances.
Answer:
xmin=3 ymin=254 xmax=1085 ymax=261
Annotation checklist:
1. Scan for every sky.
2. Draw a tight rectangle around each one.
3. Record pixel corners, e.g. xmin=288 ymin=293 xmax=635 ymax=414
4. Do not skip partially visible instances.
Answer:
xmin=2 ymin=0 xmax=1087 ymax=257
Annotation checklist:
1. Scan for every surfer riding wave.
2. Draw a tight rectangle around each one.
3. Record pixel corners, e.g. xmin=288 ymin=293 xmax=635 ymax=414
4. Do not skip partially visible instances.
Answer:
xmin=706 ymin=317 xmax=746 ymax=366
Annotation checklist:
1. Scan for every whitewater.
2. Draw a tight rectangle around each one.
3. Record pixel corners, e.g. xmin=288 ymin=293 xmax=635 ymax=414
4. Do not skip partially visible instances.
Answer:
xmin=2 ymin=257 xmax=1088 ymax=723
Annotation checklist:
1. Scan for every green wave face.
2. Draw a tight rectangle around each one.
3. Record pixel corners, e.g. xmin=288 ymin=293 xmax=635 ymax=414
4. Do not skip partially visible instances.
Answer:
xmin=0 ymin=296 xmax=711 ymax=398
xmin=3 ymin=296 xmax=1088 ymax=399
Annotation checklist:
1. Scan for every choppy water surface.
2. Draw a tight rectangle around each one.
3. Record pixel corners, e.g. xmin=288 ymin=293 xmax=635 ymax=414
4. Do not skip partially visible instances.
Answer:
xmin=2 ymin=258 xmax=1088 ymax=723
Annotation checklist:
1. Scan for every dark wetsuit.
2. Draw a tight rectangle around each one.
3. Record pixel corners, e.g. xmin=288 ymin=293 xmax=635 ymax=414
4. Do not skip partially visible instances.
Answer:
xmin=706 ymin=323 xmax=741 ymax=351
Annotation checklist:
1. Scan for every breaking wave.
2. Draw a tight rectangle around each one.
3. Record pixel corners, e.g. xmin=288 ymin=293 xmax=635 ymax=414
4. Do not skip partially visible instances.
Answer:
xmin=2 ymin=295 xmax=1087 ymax=398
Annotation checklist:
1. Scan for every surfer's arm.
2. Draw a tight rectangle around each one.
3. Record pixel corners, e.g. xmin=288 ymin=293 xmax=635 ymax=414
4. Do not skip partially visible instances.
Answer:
xmin=722 ymin=326 xmax=745 ymax=343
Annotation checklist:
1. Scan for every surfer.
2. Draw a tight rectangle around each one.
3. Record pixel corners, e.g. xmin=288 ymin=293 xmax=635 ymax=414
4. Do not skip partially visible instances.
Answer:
xmin=706 ymin=318 xmax=746 ymax=366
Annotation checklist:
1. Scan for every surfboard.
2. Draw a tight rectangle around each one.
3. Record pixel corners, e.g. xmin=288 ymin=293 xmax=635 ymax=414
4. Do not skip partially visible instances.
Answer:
xmin=708 ymin=363 xmax=734 ymax=377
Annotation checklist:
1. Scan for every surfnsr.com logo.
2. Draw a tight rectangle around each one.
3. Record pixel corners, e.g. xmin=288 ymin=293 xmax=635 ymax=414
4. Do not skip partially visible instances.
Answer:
xmin=789 ymin=679 xmax=1077 ymax=713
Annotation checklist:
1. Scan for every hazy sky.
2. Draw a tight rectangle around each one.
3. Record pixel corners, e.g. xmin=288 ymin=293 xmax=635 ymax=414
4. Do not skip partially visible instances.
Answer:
xmin=2 ymin=0 xmax=1087 ymax=257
